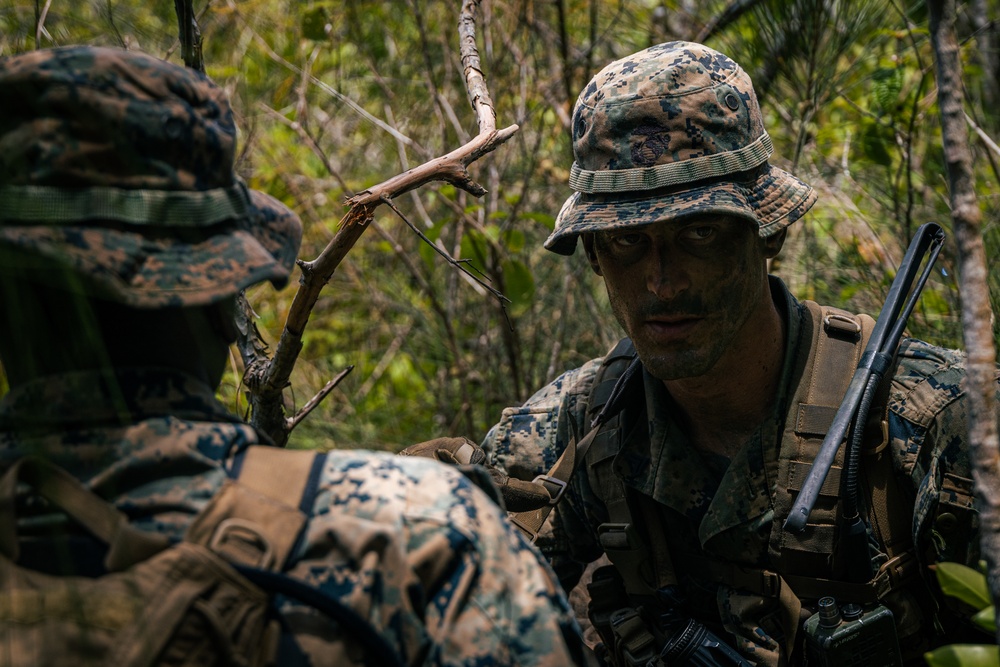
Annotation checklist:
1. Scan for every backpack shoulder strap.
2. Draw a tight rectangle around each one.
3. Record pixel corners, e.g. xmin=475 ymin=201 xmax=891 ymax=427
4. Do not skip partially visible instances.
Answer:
xmin=584 ymin=340 xmax=679 ymax=597
xmin=769 ymin=301 xmax=875 ymax=574
xmin=186 ymin=446 xmax=327 ymax=571
xmin=770 ymin=301 xmax=913 ymax=596
xmin=508 ymin=339 xmax=638 ymax=542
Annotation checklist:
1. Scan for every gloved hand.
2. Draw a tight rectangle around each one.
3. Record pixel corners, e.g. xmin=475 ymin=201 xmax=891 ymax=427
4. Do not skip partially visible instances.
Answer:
xmin=399 ymin=437 xmax=554 ymax=513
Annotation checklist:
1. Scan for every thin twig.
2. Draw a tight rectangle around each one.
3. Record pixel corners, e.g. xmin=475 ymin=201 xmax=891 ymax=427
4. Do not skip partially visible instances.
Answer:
xmin=35 ymin=0 xmax=52 ymax=48
xmin=286 ymin=366 xmax=354 ymax=431
xmin=966 ymin=112 xmax=1000 ymax=159
xmin=378 ymin=194 xmax=508 ymax=305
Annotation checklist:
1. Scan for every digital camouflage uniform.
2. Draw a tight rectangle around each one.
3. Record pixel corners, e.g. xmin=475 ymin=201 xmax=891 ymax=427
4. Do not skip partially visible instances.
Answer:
xmin=0 ymin=46 xmax=587 ymax=667
xmin=484 ymin=277 xmax=985 ymax=665
xmin=478 ymin=41 xmax=993 ymax=666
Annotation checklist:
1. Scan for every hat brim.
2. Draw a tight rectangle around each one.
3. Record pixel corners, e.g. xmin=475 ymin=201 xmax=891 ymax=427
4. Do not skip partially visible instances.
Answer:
xmin=0 ymin=189 xmax=302 ymax=308
xmin=544 ymin=164 xmax=816 ymax=255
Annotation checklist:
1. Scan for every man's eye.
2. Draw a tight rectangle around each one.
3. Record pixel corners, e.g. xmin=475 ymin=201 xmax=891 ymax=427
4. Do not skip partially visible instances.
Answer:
xmin=681 ymin=226 xmax=715 ymax=241
xmin=610 ymin=233 xmax=644 ymax=247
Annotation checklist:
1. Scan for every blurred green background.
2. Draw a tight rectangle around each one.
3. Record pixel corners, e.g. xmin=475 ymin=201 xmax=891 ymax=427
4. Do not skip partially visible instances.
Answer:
xmin=1 ymin=0 xmax=997 ymax=450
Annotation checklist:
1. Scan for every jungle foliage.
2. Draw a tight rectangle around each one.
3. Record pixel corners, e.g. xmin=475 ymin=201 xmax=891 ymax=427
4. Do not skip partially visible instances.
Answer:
xmin=0 ymin=0 xmax=997 ymax=451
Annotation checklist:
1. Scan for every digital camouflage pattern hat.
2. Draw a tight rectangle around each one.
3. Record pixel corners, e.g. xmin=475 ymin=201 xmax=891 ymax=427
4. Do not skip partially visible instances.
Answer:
xmin=545 ymin=41 xmax=816 ymax=255
xmin=0 ymin=46 xmax=302 ymax=307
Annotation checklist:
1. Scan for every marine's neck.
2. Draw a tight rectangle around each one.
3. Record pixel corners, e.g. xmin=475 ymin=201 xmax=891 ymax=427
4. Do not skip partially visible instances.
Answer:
xmin=663 ymin=290 xmax=786 ymax=460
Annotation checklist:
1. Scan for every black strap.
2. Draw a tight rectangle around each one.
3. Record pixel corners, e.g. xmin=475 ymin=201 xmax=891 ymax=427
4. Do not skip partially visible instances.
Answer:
xmin=234 ymin=565 xmax=406 ymax=667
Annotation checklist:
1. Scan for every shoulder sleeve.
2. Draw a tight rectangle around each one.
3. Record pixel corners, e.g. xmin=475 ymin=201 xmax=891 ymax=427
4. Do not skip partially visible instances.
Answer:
xmin=889 ymin=338 xmax=998 ymax=565
xmin=287 ymin=451 xmax=590 ymax=667
xmin=482 ymin=359 xmax=602 ymax=480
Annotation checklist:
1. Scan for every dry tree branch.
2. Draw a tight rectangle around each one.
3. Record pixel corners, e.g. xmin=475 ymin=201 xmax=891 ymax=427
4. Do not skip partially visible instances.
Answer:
xmin=240 ymin=0 xmax=519 ymax=446
xmin=173 ymin=0 xmax=204 ymax=73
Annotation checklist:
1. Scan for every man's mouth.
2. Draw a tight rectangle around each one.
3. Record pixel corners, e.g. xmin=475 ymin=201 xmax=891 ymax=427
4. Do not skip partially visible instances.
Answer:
xmin=642 ymin=316 xmax=703 ymax=341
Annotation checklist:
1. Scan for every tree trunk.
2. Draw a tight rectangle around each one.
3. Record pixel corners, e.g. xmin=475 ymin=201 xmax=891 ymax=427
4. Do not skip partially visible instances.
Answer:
xmin=927 ymin=0 xmax=1000 ymax=641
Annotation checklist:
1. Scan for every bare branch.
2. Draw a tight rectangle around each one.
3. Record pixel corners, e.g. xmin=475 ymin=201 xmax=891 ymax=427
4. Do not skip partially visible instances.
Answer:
xmin=34 ymin=0 xmax=52 ymax=48
xmin=241 ymin=0 xmax=520 ymax=446
xmin=966 ymin=111 xmax=1000 ymax=159
xmin=173 ymin=0 xmax=205 ymax=73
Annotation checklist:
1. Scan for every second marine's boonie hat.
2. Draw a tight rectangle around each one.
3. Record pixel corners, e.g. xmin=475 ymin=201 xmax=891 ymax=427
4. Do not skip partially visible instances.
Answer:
xmin=546 ymin=41 xmax=817 ymax=255
xmin=0 ymin=46 xmax=302 ymax=307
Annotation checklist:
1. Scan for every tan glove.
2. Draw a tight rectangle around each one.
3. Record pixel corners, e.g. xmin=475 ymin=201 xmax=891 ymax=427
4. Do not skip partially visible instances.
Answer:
xmin=398 ymin=437 xmax=553 ymax=512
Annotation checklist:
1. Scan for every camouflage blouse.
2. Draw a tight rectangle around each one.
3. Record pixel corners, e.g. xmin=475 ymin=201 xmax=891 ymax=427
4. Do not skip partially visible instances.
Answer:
xmin=0 ymin=368 xmax=587 ymax=667
xmin=483 ymin=277 xmax=988 ymax=666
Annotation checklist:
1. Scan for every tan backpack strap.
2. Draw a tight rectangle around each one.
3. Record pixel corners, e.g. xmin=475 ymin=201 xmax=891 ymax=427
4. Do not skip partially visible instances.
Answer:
xmin=771 ymin=302 xmax=874 ymax=572
xmin=186 ymin=446 xmax=324 ymax=571
xmin=0 ymin=456 xmax=171 ymax=571
xmin=234 ymin=444 xmax=320 ymax=508
xmin=509 ymin=339 xmax=639 ymax=542
xmin=509 ymin=425 xmax=598 ymax=542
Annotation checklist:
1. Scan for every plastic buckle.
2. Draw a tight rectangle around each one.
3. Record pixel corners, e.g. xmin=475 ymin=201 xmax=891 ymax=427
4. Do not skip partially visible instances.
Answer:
xmin=598 ymin=522 xmax=639 ymax=552
xmin=760 ymin=570 xmax=782 ymax=597
xmin=531 ymin=474 xmax=568 ymax=505
xmin=209 ymin=518 xmax=275 ymax=569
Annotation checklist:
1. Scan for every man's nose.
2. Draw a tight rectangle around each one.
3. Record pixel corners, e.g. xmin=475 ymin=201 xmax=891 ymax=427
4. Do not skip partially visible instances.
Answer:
xmin=646 ymin=249 xmax=690 ymax=299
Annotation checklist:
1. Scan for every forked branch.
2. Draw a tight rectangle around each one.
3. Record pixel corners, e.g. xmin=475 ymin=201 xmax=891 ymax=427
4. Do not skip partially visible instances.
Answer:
xmin=238 ymin=0 xmax=519 ymax=446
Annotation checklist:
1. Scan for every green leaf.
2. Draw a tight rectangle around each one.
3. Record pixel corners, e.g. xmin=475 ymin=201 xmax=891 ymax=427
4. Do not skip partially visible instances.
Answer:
xmin=460 ymin=229 xmax=489 ymax=264
xmin=860 ymin=119 xmax=892 ymax=167
xmin=973 ymin=605 xmax=997 ymax=633
xmin=502 ymin=228 xmax=526 ymax=253
xmin=523 ymin=211 xmax=556 ymax=230
xmin=924 ymin=644 xmax=999 ymax=667
xmin=501 ymin=259 xmax=535 ymax=316
xmin=871 ymin=66 xmax=903 ymax=114
xmin=935 ymin=562 xmax=992 ymax=610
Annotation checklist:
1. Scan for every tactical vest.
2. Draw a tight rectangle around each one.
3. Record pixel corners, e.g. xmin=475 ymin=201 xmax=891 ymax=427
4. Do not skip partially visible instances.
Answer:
xmin=580 ymin=301 xmax=932 ymax=663
xmin=588 ymin=301 xmax=913 ymax=590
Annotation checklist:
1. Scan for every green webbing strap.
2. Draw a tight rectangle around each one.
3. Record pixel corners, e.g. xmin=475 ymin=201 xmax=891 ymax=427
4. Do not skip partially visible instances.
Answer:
xmin=0 ymin=182 xmax=251 ymax=226
xmin=569 ymin=132 xmax=773 ymax=194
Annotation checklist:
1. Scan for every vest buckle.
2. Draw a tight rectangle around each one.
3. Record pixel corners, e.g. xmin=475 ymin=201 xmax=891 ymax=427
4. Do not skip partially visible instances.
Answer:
xmin=598 ymin=522 xmax=639 ymax=551
xmin=531 ymin=474 xmax=568 ymax=505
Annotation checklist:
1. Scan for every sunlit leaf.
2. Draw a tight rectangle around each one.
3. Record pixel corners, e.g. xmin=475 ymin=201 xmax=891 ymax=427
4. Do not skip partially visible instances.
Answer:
xmin=924 ymin=644 xmax=999 ymax=667
xmin=935 ymin=562 xmax=992 ymax=610
xmin=973 ymin=606 xmax=996 ymax=633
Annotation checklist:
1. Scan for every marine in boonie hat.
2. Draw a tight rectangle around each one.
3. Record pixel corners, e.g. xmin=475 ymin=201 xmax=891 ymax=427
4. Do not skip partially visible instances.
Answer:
xmin=0 ymin=46 xmax=302 ymax=308
xmin=545 ymin=40 xmax=817 ymax=255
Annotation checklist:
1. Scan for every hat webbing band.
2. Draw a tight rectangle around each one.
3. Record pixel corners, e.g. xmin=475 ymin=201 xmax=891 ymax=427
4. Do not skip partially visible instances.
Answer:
xmin=0 ymin=182 xmax=252 ymax=226
xmin=569 ymin=132 xmax=773 ymax=194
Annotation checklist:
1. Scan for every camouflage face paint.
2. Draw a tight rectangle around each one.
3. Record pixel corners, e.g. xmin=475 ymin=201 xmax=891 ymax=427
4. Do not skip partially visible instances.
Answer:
xmin=589 ymin=215 xmax=771 ymax=380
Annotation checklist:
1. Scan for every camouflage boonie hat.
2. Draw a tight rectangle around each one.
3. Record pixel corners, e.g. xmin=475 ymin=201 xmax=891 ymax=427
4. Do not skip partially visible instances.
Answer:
xmin=0 ymin=46 xmax=302 ymax=307
xmin=545 ymin=41 xmax=816 ymax=255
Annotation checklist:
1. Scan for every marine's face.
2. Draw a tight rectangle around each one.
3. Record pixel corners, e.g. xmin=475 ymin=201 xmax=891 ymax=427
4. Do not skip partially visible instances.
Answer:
xmin=584 ymin=215 xmax=777 ymax=381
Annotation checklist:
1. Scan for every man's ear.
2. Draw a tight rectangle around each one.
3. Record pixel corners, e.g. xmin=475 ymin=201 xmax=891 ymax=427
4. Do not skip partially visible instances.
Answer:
xmin=762 ymin=228 xmax=787 ymax=259
xmin=581 ymin=234 xmax=603 ymax=276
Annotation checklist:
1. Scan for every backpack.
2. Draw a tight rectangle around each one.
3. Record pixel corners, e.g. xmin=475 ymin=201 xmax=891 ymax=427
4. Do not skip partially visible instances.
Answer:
xmin=0 ymin=446 xmax=404 ymax=667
